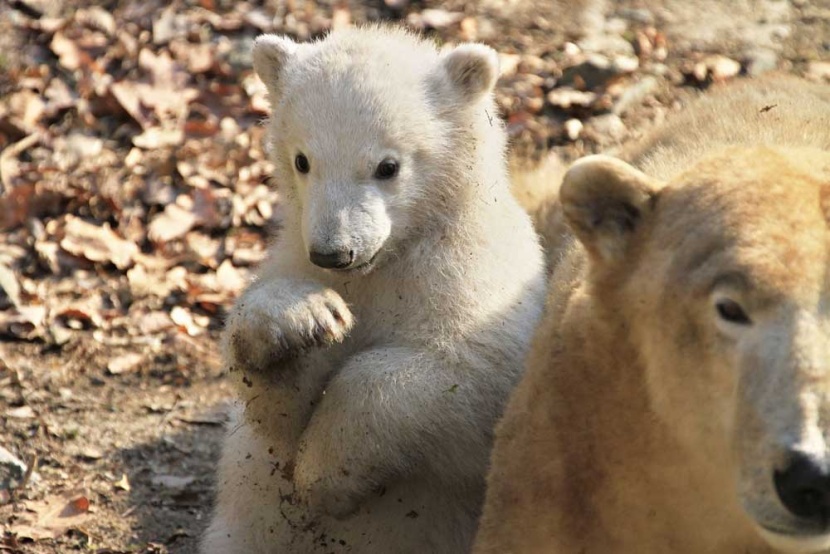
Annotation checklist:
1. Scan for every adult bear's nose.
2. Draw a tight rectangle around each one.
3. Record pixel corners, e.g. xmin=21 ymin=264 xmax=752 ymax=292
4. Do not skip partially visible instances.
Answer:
xmin=774 ymin=451 xmax=830 ymax=519
xmin=309 ymin=248 xmax=355 ymax=269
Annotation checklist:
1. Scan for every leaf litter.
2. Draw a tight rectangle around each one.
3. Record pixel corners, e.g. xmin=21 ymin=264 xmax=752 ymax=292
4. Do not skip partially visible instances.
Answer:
xmin=0 ymin=0 xmax=821 ymax=551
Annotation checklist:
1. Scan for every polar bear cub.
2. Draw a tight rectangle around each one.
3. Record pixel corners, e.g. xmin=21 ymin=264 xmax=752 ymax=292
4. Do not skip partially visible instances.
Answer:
xmin=201 ymin=27 xmax=546 ymax=554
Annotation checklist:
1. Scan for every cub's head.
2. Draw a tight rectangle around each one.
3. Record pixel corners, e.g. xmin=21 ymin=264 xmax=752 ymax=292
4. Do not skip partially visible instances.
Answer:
xmin=562 ymin=149 xmax=830 ymax=552
xmin=252 ymin=28 xmax=500 ymax=273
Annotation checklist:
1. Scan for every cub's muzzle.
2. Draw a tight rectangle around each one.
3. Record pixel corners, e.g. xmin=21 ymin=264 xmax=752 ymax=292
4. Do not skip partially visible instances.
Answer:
xmin=309 ymin=248 xmax=355 ymax=270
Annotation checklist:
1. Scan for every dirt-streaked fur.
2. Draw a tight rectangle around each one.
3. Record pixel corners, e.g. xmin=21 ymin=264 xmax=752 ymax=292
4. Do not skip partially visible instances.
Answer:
xmin=201 ymin=27 xmax=546 ymax=554
xmin=474 ymin=76 xmax=830 ymax=554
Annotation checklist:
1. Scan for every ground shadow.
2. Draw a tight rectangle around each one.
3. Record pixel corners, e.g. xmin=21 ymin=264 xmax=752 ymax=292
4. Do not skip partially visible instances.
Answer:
xmin=120 ymin=394 xmax=229 ymax=554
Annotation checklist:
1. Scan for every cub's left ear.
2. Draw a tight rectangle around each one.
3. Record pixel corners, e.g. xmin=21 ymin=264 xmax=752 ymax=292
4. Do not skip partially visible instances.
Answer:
xmin=561 ymin=155 xmax=665 ymax=263
xmin=438 ymin=44 xmax=499 ymax=104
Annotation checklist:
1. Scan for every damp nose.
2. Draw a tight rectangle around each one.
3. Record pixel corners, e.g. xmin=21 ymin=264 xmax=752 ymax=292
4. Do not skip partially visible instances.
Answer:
xmin=309 ymin=248 xmax=355 ymax=269
xmin=774 ymin=451 xmax=830 ymax=519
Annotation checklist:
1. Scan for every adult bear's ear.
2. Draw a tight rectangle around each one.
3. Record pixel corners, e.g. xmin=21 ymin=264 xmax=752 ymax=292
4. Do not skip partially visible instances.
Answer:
xmin=252 ymin=34 xmax=299 ymax=101
xmin=561 ymin=155 xmax=664 ymax=263
xmin=436 ymin=43 xmax=499 ymax=104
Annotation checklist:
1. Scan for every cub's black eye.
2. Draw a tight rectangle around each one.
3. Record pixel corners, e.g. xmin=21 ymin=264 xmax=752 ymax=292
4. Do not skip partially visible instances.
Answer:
xmin=716 ymin=299 xmax=751 ymax=325
xmin=295 ymin=153 xmax=310 ymax=174
xmin=374 ymin=159 xmax=399 ymax=180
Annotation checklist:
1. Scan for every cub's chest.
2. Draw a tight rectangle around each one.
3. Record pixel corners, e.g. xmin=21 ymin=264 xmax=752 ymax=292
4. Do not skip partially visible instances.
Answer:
xmin=334 ymin=283 xmax=439 ymax=344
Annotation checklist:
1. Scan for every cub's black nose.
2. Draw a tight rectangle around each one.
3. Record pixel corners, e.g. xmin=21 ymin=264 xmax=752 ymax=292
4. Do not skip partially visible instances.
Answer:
xmin=774 ymin=452 xmax=830 ymax=519
xmin=309 ymin=249 xmax=354 ymax=269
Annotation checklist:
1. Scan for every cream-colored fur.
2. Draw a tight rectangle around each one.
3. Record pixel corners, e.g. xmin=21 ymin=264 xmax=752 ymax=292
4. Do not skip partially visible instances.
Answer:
xmin=509 ymin=153 xmax=569 ymax=270
xmin=474 ymin=75 xmax=830 ymax=554
xmin=201 ymin=27 xmax=546 ymax=554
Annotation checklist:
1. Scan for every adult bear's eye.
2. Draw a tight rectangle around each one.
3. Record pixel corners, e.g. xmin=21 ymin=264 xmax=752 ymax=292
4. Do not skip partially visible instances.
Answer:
xmin=374 ymin=158 xmax=399 ymax=180
xmin=295 ymin=153 xmax=310 ymax=174
xmin=716 ymin=299 xmax=751 ymax=325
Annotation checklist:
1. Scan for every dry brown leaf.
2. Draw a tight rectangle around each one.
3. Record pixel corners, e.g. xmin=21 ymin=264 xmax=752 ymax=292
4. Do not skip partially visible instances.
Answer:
xmin=242 ymin=9 xmax=273 ymax=32
xmin=807 ymin=61 xmax=830 ymax=82
xmin=50 ymin=32 xmax=85 ymax=72
xmin=76 ymin=447 xmax=103 ymax=461
xmin=151 ymin=474 xmax=196 ymax=489
xmin=243 ymin=74 xmax=270 ymax=114
xmin=152 ymin=7 xmax=189 ymax=44
xmin=0 ymin=134 xmax=41 ymax=193
xmin=184 ymin=116 xmax=219 ymax=138
xmin=138 ymin=48 xmax=183 ymax=90
xmin=226 ymin=232 xmax=266 ymax=267
xmin=170 ymin=306 xmax=203 ymax=336
xmin=408 ymin=9 xmax=464 ymax=29
xmin=134 ymin=310 xmax=174 ymax=335
xmin=0 ymin=185 xmax=73 ymax=234
xmin=148 ymin=202 xmax=197 ymax=242
xmin=110 ymin=48 xmax=199 ymax=135
xmin=12 ymin=492 xmax=92 ymax=541
xmin=43 ymin=78 xmax=76 ymax=117
xmin=132 ymin=126 xmax=185 ymax=149
xmin=129 ymin=261 xmax=189 ymax=299
xmin=60 ymin=215 xmax=138 ymax=270
xmin=546 ymin=88 xmax=598 ymax=109
xmin=0 ymin=304 xmax=47 ymax=339
xmin=332 ymin=6 xmax=351 ymax=31
xmin=165 ymin=266 xmax=190 ymax=291
xmin=107 ymin=353 xmax=144 ymax=375
xmin=109 ymin=81 xmax=155 ymax=130
xmin=0 ymin=243 xmax=28 ymax=266
xmin=138 ymin=48 xmax=199 ymax=104
xmin=7 ymin=90 xmax=45 ymax=131
xmin=185 ymin=232 xmax=221 ymax=267
xmin=0 ymin=261 xmax=22 ymax=307
xmin=114 ymin=473 xmax=131 ymax=492
xmin=6 ymin=406 xmax=36 ymax=419
xmin=216 ymin=260 xmax=246 ymax=294
xmin=459 ymin=17 xmax=478 ymax=41
xmin=193 ymin=293 xmax=226 ymax=313
xmin=170 ymin=41 xmax=216 ymax=74
xmin=191 ymin=187 xmax=221 ymax=228
xmin=53 ymin=134 xmax=105 ymax=171
xmin=75 ymin=6 xmax=117 ymax=36
xmin=127 ymin=264 xmax=153 ymax=297
xmin=35 ymin=239 xmax=93 ymax=275
xmin=143 ymin=87 xmax=198 ymax=121
xmin=55 ymin=305 xmax=101 ymax=329
xmin=231 ymin=184 xmax=278 ymax=227
xmin=704 ymin=55 xmax=741 ymax=81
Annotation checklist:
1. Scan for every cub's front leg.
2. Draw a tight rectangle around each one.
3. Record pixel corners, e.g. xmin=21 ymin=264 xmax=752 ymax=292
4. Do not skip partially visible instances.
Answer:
xmin=294 ymin=347 xmax=492 ymax=518
xmin=222 ymin=277 xmax=354 ymax=443
xmin=204 ymin=277 xmax=355 ymax=554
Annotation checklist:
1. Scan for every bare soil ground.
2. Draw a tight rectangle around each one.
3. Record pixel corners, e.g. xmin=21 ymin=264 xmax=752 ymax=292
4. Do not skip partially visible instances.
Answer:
xmin=0 ymin=0 xmax=827 ymax=552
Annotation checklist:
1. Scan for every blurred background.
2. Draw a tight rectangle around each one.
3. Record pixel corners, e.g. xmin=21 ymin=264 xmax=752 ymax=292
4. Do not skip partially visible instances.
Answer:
xmin=0 ymin=0 xmax=827 ymax=552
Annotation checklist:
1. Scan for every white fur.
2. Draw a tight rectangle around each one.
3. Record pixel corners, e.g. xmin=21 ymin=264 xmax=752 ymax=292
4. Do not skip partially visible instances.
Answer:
xmin=202 ymin=26 xmax=546 ymax=554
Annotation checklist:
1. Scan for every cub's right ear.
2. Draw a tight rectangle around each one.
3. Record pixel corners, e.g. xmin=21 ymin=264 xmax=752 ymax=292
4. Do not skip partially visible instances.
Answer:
xmin=561 ymin=155 xmax=664 ymax=263
xmin=252 ymin=34 xmax=299 ymax=100
xmin=437 ymin=43 xmax=499 ymax=105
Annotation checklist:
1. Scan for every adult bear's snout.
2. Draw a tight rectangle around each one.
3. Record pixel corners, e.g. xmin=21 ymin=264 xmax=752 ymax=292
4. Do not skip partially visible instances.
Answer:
xmin=774 ymin=451 xmax=830 ymax=520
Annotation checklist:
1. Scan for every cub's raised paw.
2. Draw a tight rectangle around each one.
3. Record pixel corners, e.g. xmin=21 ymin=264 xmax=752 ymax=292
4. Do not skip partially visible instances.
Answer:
xmin=223 ymin=287 xmax=354 ymax=374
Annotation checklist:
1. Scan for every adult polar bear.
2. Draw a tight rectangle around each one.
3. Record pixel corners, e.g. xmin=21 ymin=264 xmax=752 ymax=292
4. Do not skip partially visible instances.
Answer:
xmin=474 ymin=76 xmax=830 ymax=554
xmin=201 ymin=27 xmax=546 ymax=553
